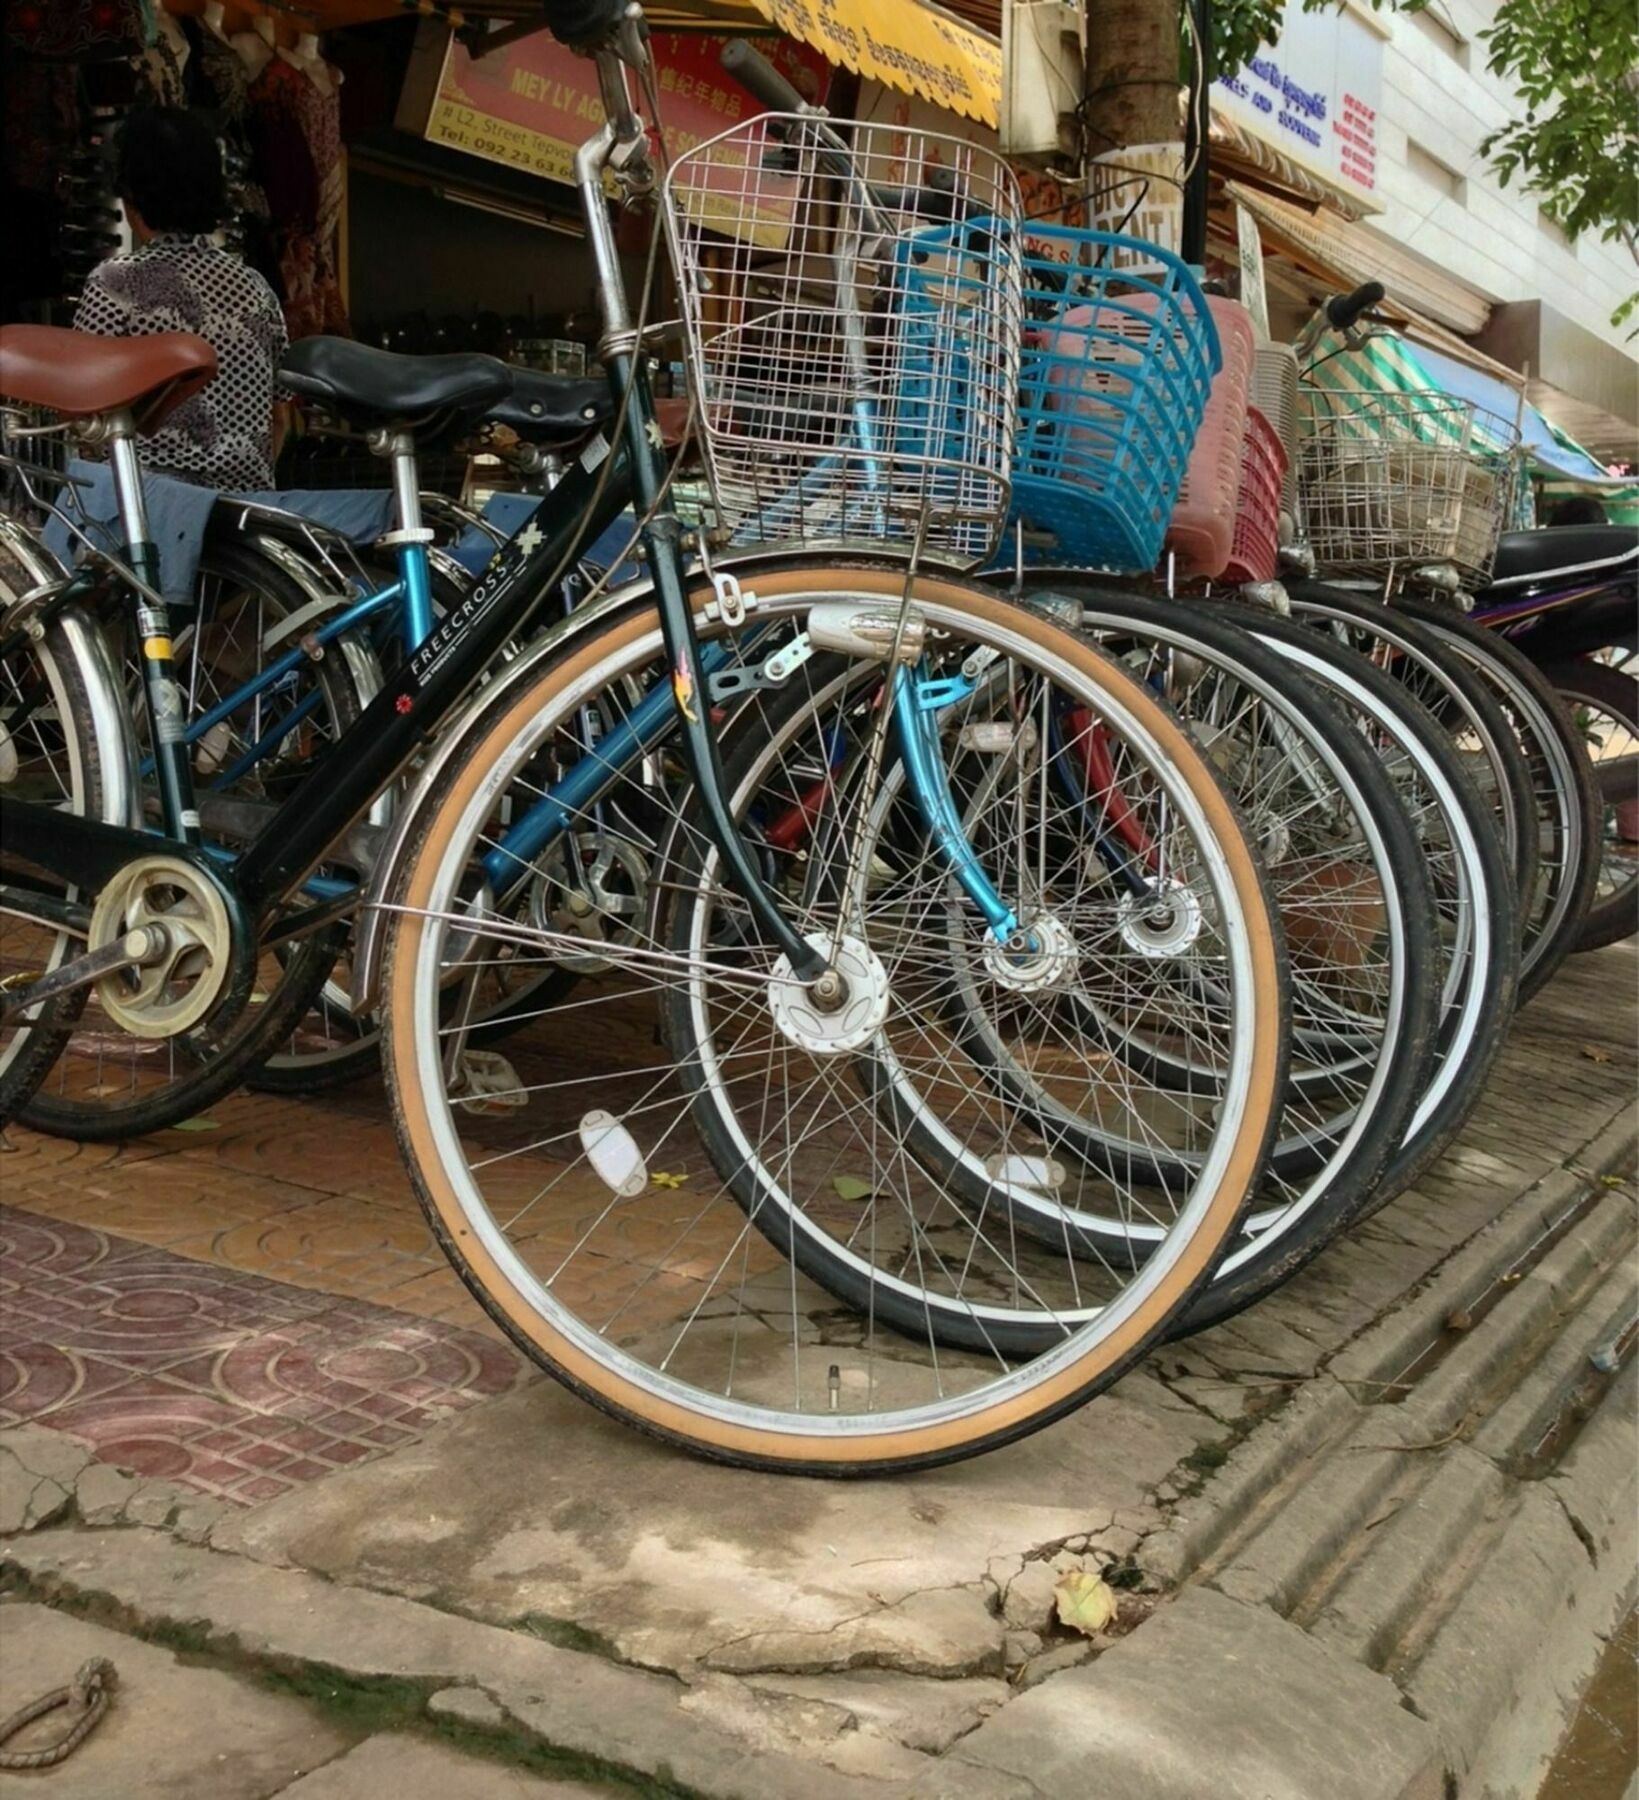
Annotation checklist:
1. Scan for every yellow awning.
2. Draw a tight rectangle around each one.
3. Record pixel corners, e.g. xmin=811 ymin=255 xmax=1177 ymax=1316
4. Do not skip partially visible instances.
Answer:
xmin=738 ymin=0 xmax=1000 ymax=124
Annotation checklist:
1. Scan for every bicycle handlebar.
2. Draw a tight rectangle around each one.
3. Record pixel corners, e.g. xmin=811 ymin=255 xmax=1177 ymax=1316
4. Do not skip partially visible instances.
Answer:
xmin=720 ymin=37 xmax=809 ymax=113
xmin=1325 ymin=281 xmax=1385 ymax=332
xmin=536 ymin=0 xmax=626 ymax=50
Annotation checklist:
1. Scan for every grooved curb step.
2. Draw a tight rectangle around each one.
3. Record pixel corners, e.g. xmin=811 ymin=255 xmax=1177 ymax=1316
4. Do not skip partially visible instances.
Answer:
xmin=1 ymin=976 xmax=1632 ymax=1798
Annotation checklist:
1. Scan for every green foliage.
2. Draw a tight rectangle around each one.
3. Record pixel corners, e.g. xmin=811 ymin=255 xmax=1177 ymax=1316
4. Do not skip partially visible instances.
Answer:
xmin=1210 ymin=0 xmax=1282 ymax=80
xmin=1477 ymin=0 xmax=1639 ymax=258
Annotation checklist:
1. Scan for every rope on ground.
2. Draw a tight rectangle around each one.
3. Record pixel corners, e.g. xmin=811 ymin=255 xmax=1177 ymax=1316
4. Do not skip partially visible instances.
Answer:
xmin=0 ymin=1657 xmax=117 ymax=1770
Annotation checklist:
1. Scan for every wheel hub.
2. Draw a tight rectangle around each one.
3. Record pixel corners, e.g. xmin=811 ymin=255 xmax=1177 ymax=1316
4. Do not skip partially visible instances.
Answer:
xmin=86 ymin=856 xmax=233 ymax=1038
xmin=768 ymin=933 xmax=890 ymax=1056
xmin=981 ymin=913 xmax=1077 ymax=993
xmin=530 ymin=832 xmax=649 ymax=975
xmin=1117 ymin=881 xmax=1205 ymax=959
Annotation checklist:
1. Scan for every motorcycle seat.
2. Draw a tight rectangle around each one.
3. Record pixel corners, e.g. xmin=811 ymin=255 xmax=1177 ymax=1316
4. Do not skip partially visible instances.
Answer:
xmin=1484 ymin=524 xmax=1638 ymax=590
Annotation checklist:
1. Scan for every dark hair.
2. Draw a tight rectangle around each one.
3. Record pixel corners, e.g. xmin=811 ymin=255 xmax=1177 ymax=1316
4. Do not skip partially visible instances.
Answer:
xmin=116 ymin=108 xmax=226 ymax=234
xmin=1548 ymin=496 xmax=1608 ymax=526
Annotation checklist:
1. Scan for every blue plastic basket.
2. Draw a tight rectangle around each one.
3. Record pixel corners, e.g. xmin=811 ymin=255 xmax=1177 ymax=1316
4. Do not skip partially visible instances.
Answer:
xmin=1009 ymin=227 xmax=1220 ymax=571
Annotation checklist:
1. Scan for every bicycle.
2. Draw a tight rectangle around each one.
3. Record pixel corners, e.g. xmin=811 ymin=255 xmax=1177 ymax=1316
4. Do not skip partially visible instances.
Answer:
xmin=0 ymin=14 xmax=1289 ymax=1470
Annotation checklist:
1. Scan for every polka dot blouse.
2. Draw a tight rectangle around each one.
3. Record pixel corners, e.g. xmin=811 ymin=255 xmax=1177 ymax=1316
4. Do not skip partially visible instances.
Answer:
xmin=73 ymin=232 xmax=289 ymax=491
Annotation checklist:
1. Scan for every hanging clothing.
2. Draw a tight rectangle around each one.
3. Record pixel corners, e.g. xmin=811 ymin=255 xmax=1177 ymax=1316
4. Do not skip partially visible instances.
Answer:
xmin=2 ymin=0 xmax=141 ymax=62
xmin=73 ymin=232 xmax=289 ymax=490
xmin=248 ymin=55 xmax=348 ymax=340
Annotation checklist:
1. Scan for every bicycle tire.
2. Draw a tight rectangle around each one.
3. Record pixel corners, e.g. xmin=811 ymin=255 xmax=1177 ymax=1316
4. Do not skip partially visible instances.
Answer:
xmin=1284 ymin=583 xmax=1538 ymax=917
xmin=1393 ymin=599 xmax=1600 ymax=995
xmin=1230 ymin=605 xmax=1521 ymax=1204
xmin=1540 ymin=656 xmax=1639 ymax=952
xmin=18 ymin=536 xmax=361 ymax=1138
xmin=0 ymin=599 xmax=117 ymax=1122
xmin=383 ymin=565 xmax=1289 ymax=1472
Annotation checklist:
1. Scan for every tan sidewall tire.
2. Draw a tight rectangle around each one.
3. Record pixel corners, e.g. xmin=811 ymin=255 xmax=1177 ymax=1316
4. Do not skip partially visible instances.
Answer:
xmin=384 ymin=567 xmax=1286 ymax=1472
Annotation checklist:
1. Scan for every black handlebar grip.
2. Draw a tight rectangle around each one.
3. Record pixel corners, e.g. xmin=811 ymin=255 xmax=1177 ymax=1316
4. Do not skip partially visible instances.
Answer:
xmin=537 ymin=0 xmax=625 ymax=50
xmin=1326 ymin=281 xmax=1386 ymax=331
xmin=721 ymin=38 xmax=808 ymax=113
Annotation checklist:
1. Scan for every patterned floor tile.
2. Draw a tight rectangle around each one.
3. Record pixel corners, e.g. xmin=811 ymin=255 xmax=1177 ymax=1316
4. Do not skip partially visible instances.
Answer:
xmin=0 ymin=1204 xmax=527 ymax=1504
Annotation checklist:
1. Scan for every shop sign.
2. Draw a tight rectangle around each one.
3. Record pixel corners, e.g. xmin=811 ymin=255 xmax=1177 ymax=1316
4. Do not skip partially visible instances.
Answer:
xmin=1214 ymin=0 xmax=1382 ymax=195
xmin=425 ymin=28 xmax=829 ymax=199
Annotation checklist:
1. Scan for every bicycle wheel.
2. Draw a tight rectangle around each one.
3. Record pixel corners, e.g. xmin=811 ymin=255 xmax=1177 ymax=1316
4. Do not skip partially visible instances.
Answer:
xmin=1393 ymin=599 xmax=1600 ymax=996
xmin=382 ymin=565 xmax=1289 ymax=1472
xmin=1285 ymin=583 xmax=1537 ymax=918
xmin=986 ymin=584 xmax=1438 ymax=1331
xmin=249 ymin=553 xmax=585 ymax=1095
xmin=1232 ymin=606 xmax=1521 ymax=1203
xmin=1541 ymin=656 xmax=1638 ymax=951
xmin=0 ymin=579 xmax=126 ymax=1121
xmin=19 ymin=537 xmax=362 ymax=1138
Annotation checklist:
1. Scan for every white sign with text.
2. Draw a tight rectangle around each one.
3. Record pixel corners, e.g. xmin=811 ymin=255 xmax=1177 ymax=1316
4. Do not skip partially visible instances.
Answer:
xmin=1215 ymin=1 xmax=1382 ymax=196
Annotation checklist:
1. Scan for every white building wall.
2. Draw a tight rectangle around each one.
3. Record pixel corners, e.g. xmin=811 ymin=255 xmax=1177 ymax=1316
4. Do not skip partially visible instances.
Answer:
xmin=1364 ymin=0 xmax=1635 ymax=352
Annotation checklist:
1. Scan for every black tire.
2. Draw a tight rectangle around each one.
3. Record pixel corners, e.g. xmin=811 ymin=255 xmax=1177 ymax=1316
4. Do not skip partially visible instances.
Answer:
xmin=1394 ymin=599 xmax=1602 ymax=999
xmin=1540 ymin=656 xmax=1639 ymax=952
xmin=1010 ymin=586 xmax=1439 ymax=1333
xmin=18 ymin=537 xmax=361 ymax=1138
xmin=1285 ymin=582 xmax=1539 ymax=920
xmin=0 ymin=603 xmax=109 ymax=1122
xmin=1231 ymin=606 xmax=1521 ymax=1206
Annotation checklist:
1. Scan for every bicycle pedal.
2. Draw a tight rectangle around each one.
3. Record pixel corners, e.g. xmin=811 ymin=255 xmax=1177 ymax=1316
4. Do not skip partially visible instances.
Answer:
xmin=452 ymin=1049 xmax=526 ymax=1112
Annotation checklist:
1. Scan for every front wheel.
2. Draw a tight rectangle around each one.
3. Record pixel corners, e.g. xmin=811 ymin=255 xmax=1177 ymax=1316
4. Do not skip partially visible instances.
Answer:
xmin=1542 ymin=656 xmax=1639 ymax=952
xmin=381 ymin=566 xmax=1289 ymax=1473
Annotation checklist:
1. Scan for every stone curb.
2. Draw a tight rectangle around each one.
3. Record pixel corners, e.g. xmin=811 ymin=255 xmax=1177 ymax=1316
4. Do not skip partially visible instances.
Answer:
xmin=1144 ymin=1109 xmax=1636 ymax=1590
xmin=0 ymin=1529 xmax=1033 ymax=1800
xmin=1405 ymin=1356 xmax=1639 ymax=1797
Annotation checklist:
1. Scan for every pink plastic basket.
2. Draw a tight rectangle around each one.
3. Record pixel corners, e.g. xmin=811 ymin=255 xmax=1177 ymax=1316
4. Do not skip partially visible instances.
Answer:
xmin=1224 ymin=405 xmax=1288 ymax=585
xmin=1163 ymin=297 xmax=1255 ymax=579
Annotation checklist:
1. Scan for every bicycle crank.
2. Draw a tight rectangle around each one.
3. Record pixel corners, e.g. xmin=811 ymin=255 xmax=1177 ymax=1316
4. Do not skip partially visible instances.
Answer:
xmin=83 ymin=855 xmax=236 ymax=1038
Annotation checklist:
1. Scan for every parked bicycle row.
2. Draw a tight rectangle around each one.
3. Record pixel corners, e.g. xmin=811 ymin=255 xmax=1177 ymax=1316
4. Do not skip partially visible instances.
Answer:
xmin=1 ymin=7 xmax=1634 ymax=1475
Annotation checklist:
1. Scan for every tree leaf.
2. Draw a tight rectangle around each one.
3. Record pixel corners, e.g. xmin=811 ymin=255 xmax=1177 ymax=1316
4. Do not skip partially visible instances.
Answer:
xmin=1054 ymin=1570 xmax=1119 ymax=1637
xmin=833 ymin=1176 xmax=876 ymax=1202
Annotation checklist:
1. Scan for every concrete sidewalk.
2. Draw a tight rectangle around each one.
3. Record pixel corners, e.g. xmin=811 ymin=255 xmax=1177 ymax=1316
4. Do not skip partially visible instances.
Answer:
xmin=2 ymin=944 xmax=1635 ymax=1798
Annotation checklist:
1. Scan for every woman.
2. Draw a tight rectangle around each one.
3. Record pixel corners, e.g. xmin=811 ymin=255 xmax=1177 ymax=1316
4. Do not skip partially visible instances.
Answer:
xmin=73 ymin=106 xmax=288 ymax=491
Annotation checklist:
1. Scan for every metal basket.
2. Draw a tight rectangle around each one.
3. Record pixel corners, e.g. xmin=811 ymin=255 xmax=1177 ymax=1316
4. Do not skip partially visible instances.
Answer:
xmin=1224 ymin=405 xmax=1287 ymax=585
xmin=1009 ymin=226 xmax=1220 ymax=573
xmin=1296 ymin=388 xmax=1521 ymax=582
xmin=661 ymin=116 xmax=1022 ymax=567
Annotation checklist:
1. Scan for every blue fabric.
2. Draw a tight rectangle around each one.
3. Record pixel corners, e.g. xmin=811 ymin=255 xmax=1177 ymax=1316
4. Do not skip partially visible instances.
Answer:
xmin=43 ymin=465 xmax=399 ymax=606
xmin=1412 ymin=345 xmax=1624 ymax=486
xmin=240 ymin=489 xmax=397 ymax=541
xmin=482 ymin=493 xmax=542 ymax=537
xmin=581 ymin=511 xmax=644 ymax=584
xmin=43 ymin=460 xmax=219 ymax=607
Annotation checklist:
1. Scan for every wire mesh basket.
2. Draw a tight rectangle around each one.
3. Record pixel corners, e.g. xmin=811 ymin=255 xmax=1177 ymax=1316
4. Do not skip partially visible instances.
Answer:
xmin=1009 ymin=226 xmax=1220 ymax=573
xmin=1224 ymin=405 xmax=1288 ymax=585
xmin=662 ymin=116 xmax=1022 ymax=567
xmin=1297 ymin=388 xmax=1521 ymax=582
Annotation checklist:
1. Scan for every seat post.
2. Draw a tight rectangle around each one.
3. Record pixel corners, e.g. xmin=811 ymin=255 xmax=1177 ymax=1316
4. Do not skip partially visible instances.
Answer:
xmin=105 ymin=414 xmax=153 ymax=568
xmin=371 ymin=426 xmax=436 ymax=651
xmin=102 ymin=410 xmax=201 ymax=844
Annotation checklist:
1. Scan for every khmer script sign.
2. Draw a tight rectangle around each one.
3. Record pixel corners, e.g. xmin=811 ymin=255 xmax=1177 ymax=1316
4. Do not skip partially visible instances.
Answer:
xmin=1214 ymin=0 xmax=1383 ymax=196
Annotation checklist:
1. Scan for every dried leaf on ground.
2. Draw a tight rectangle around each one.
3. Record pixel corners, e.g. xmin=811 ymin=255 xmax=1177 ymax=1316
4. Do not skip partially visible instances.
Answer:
xmin=1054 ymin=1570 xmax=1118 ymax=1637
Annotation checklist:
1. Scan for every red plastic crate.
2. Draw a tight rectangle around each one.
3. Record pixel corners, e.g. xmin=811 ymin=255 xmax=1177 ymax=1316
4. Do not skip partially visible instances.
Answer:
xmin=1223 ymin=405 xmax=1288 ymax=585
